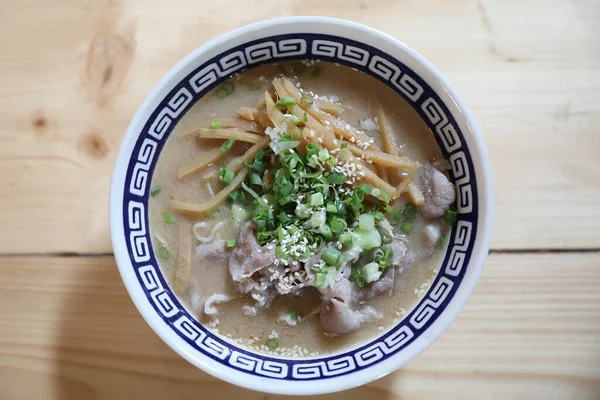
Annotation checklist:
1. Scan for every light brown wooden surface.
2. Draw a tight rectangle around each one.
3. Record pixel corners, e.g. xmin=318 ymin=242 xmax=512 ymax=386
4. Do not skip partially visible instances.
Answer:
xmin=1 ymin=0 xmax=599 ymax=399
xmin=0 ymin=254 xmax=599 ymax=399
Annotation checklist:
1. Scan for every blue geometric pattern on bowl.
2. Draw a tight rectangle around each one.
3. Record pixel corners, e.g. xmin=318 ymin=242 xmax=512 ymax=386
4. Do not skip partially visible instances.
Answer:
xmin=121 ymin=33 xmax=478 ymax=380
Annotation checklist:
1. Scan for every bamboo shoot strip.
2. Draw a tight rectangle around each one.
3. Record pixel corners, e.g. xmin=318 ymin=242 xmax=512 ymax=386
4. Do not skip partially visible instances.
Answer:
xmin=204 ymin=135 xmax=271 ymax=181
xmin=281 ymin=78 xmax=373 ymax=145
xmin=194 ymin=128 xmax=263 ymax=144
xmin=174 ymin=220 xmax=191 ymax=295
xmin=169 ymin=170 xmax=249 ymax=216
xmin=407 ymin=181 xmax=425 ymax=206
xmin=315 ymin=99 xmax=345 ymax=116
xmin=177 ymin=118 xmax=260 ymax=138
xmin=176 ymin=148 xmax=227 ymax=180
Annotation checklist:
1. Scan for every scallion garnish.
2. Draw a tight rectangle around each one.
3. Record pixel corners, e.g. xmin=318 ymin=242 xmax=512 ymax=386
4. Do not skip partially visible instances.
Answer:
xmin=303 ymin=111 xmax=308 ymax=122
xmin=323 ymin=245 xmax=343 ymax=267
xmin=300 ymin=94 xmax=314 ymax=106
xmin=281 ymin=96 xmax=296 ymax=107
xmin=162 ymin=212 xmax=176 ymax=224
xmin=401 ymin=222 xmax=413 ymax=234
xmin=285 ymin=114 xmax=301 ymax=126
xmin=265 ymin=337 xmax=279 ymax=350
xmin=150 ymin=187 xmax=161 ymax=197
xmin=225 ymin=239 xmax=237 ymax=248
xmin=312 ymin=64 xmax=322 ymax=77
xmin=444 ymin=209 xmax=458 ymax=225
xmin=247 ymin=86 xmax=261 ymax=91
xmin=218 ymin=167 xmax=234 ymax=185
xmin=220 ymin=138 xmax=235 ymax=152
xmin=211 ymin=120 xmax=220 ymax=129
xmin=315 ymin=272 xmax=326 ymax=287
xmin=215 ymin=80 xmax=235 ymax=98
xmin=436 ymin=234 xmax=447 ymax=247
xmin=158 ymin=245 xmax=170 ymax=260
xmin=289 ymin=309 xmax=298 ymax=321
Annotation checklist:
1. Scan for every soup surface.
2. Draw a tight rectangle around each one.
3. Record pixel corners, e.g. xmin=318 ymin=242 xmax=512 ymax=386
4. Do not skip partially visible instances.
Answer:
xmin=150 ymin=61 xmax=456 ymax=357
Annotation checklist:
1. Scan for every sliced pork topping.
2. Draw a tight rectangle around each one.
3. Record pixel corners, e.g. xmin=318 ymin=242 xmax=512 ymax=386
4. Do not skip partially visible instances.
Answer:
xmin=195 ymin=240 xmax=228 ymax=262
xmin=229 ymin=221 xmax=276 ymax=282
xmin=421 ymin=164 xmax=456 ymax=219
xmin=320 ymin=299 xmax=382 ymax=335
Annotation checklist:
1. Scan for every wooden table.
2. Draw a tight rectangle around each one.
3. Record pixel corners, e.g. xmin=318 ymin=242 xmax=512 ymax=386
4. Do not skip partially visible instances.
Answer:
xmin=1 ymin=0 xmax=599 ymax=399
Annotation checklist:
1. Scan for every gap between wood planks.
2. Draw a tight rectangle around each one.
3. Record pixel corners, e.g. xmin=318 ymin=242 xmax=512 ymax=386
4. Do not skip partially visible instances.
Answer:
xmin=0 ymin=249 xmax=598 ymax=258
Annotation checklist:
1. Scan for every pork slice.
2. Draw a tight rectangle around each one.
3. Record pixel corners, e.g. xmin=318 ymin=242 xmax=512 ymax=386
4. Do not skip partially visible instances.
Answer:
xmin=357 ymin=267 xmax=395 ymax=301
xmin=403 ymin=224 xmax=442 ymax=269
xmin=421 ymin=164 xmax=456 ymax=219
xmin=382 ymin=236 xmax=408 ymax=267
xmin=229 ymin=221 xmax=276 ymax=282
xmin=319 ymin=276 xmax=353 ymax=304
xmin=320 ymin=299 xmax=382 ymax=335
xmin=423 ymin=224 xmax=442 ymax=249
xmin=195 ymin=240 xmax=228 ymax=262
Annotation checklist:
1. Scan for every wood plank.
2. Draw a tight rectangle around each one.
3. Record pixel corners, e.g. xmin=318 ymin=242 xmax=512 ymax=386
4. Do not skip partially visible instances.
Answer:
xmin=0 ymin=253 xmax=598 ymax=399
xmin=0 ymin=0 xmax=599 ymax=253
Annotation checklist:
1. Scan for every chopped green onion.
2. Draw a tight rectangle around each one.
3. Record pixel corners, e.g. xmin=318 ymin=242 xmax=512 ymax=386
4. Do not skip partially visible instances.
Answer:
xmin=327 ymin=173 xmax=346 ymax=185
xmin=306 ymin=143 xmax=319 ymax=156
xmin=301 ymin=94 xmax=314 ymax=106
xmin=401 ymin=222 xmax=413 ymax=234
xmin=312 ymin=64 xmax=322 ymax=77
xmin=372 ymin=211 xmax=384 ymax=221
xmin=310 ymin=192 xmax=324 ymax=206
xmin=265 ymin=337 xmax=279 ymax=350
xmin=215 ymin=81 xmax=235 ymax=98
xmin=404 ymin=203 xmax=418 ymax=222
xmin=355 ymin=275 xmax=365 ymax=288
xmin=303 ymin=111 xmax=308 ymax=122
xmin=444 ymin=209 xmax=458 ymax=225
xmin=323 ymin=245 xmax=343 ymax=267
xmin=158 ymin=245 xmax=170 ymax=260
xmin=358 ymin=184 xmax=372 ymax=195
xmin=320 ymin=224 xmax=333 ymax=240
xmin=250 ymin=172 xmax=263 ymax=187
xmin=285 ymin=114 xmax=301 ymax=126
xmin=358 ymin=214 xmax=375 ymax=231
xmin=436 ymin=234 xmax=447 ymax=247
xmin=255 ymin=148 xmax=266 ymax=161
xmin=338 ymin=147 xmax=352 ymax=161
xmin=247 ymin=86 xmax=261 ymax=91
xmin=162 ymin=212 xmax=176 ymax=224
xmin=218 ymin=167 xmax=234 ymax=185
xmin=276 ymin=246 xmax=288 ymax=259
xmin=281 ymin=96 xmax=296 ymax=107
xmin=340 ymin=142 xmax=347 ymax=149
xmin=382 ymin=234 xmax=392 ymax=245
xmin=274 ymin=99 xmax=287 ymax=112
xmin=220 ymin=138 xmax=235 ymax=152
xmin=211 ymin=120 xmax=220 ymax=129
xmin=316 ymin=150 xmax=329 ymax=164
xmin=326 ymin=203 xmax=338 ymax=214
xmin=361 ymin=262 xmax=382 ymax=283
xmin=150 ymin=187 xmax=161 ymax=197
xmin=228 ymin=190 xmax=246 ymax=203
xmin=315 ymin=272 xmax=327 ymax=287
xmin=330 ymin=216 xmax=347 ymax=234
xmin=289 ymin=309 xmax=298 ymax=321
xmin=225 ymin=239 xmax=237 ymax=248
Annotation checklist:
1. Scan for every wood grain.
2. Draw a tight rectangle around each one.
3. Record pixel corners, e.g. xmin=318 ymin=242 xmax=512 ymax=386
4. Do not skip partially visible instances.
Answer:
xmin=0 ymin=253 xmax=598 ymax=399
xmin=0 ymin=0 xmax=599 ymax=253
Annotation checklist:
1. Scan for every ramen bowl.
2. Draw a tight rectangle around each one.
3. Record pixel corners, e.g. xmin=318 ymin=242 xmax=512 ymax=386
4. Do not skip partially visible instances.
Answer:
xmin=109 ymin=16 xmax=493 ymax=395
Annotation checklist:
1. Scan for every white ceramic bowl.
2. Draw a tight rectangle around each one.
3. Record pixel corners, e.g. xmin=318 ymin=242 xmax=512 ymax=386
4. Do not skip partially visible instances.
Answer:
xmin=110 ymin=16 xmax=493 ymax=395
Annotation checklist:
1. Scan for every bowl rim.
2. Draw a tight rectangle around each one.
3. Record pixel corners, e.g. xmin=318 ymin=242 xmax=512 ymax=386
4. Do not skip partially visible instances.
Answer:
xmin=110 ymin=16 xmax=494 ymax=395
